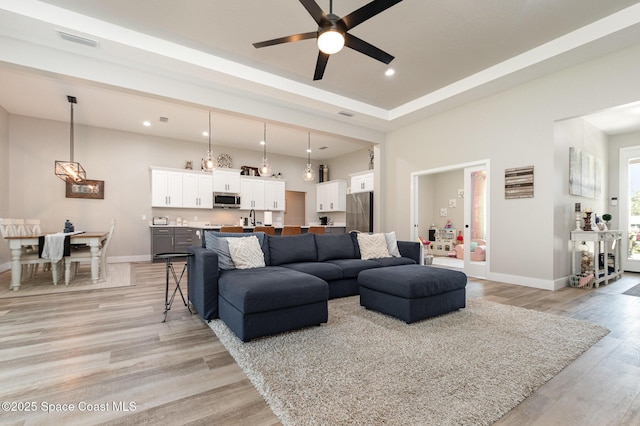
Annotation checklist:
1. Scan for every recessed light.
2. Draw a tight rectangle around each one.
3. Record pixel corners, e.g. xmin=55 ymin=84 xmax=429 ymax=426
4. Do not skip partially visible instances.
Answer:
xmin=385 ymin=68 xmax=395 ymax=77
xmin=260 ymin=140 xmax=266 ymax=145
xmin=202 ymin=131 xmax=209 ymax=137
xmin=143 ymin=121 xmax=151 ymax=127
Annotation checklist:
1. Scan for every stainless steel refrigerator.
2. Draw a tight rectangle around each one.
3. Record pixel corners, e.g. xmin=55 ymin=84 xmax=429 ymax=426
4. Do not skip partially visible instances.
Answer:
xmin=346 ymin=192 xmax=373 ymax=233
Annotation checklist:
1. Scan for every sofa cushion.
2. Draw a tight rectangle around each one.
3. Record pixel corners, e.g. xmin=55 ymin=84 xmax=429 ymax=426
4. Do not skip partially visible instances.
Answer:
xmin=218 ymin=266 xmax=328 ymax=314
xmin=227 ymin=236 xmax=265 ymax=269
xmin=205 ymin=231 xmax=268 ymax=269
xmin=357 ymin=233 xmax=391 ymax=260
xmin=268 ymin=233 xmax=317 ymax=266
xmin=385 ymin=231 xmax=401 ymax=257
xmin=315 ymin=233 xmax=357 ymax=261
xmin=280 ymin=262 xmax=343 ymax=281
xmin=371 ymin=256 xmax=416 ymax=267
xmin=326 ymin=258 xmax=381 ymax=279
xmin=204 ymin=233 xmax=235 ymax=270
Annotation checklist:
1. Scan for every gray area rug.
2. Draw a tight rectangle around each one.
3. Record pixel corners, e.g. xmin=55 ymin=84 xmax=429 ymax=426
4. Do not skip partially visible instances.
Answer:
xmin=209 ymin=296 xmax=609 ymax=426
xmin=623 ymin=283 xmax=640 ymax=297
xmin=0 ymin=263 xmax=133 ymax=298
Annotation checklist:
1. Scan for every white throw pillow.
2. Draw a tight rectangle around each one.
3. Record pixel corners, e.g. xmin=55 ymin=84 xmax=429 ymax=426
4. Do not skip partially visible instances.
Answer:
xmin=227 ymin=236 xmax=266 ymax=269
xmin=384 ymin=231 xmax=401 ymax=257
xmin=357 ymin=233 xmax=391 ymax=260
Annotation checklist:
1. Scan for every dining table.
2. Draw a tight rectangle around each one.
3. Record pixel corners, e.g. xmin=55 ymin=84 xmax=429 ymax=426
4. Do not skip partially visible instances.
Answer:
xmin=4 ymin=231 xmax=108 ymax=291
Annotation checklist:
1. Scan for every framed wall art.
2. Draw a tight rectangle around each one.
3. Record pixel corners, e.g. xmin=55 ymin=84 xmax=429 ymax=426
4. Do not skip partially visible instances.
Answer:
xmin=66 ymin=179 xmax=104 ymax=199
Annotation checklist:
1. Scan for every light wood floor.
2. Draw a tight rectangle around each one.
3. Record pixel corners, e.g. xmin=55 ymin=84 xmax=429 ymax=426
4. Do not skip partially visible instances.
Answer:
xmin=0 ymin=262 xmax=639 ymax=425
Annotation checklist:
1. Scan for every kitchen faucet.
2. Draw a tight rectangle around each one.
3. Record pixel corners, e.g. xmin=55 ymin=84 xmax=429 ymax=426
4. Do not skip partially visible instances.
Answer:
xmin=249 ymin=209 xmax=256 ymax=226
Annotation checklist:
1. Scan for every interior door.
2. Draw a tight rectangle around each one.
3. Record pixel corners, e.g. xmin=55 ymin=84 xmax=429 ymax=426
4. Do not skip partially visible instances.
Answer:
xmin=463 ymin=164 xmax=487 ymax=278
xmin=619 ymin=146 xmax=640 ymax=272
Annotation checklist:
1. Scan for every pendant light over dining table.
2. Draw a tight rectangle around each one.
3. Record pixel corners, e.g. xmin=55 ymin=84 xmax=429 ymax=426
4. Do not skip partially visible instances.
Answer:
xmin=55 ymin=95 xmax=86 ymax=183
xmin=202 ymin=111 xmax=215 ymax=172
xmin=303 ymin=132 xmax=315 ymax=181
xmin=259 ymin=123 xmax=272 ymax=177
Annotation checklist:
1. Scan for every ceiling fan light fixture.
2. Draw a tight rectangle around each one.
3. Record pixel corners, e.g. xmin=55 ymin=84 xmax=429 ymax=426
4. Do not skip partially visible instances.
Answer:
xmin=317 ymin=29 xmax=344 ymax=54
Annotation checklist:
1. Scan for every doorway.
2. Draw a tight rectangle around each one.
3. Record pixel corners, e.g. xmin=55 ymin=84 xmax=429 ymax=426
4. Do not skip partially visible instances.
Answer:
xmin=284 ymin=190 xmax=306 ymax=225
xmin=619 ymin=147 xmax=640 ymax=272
xmin=411 ymin=160 xmax=489 ymax=278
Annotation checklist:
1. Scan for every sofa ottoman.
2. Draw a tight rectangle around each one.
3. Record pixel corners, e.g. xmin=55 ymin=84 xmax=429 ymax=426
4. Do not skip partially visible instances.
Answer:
xmin=358 ymin=264 xmax=467 ymax=323
xmin=218 ymin=266 xmax=329 ymax=341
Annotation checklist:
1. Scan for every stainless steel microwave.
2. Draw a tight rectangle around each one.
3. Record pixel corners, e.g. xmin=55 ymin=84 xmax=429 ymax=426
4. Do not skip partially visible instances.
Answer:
xmin=213 ymin=192 xmax=241 ymax=208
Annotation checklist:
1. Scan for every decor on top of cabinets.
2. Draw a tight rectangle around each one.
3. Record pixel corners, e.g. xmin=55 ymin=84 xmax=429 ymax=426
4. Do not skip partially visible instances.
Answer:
xmin=303 ymin=132 xmax=315 ymax=182
xmin=216 ymin=153 xmax=233 ymax=168
xmin=259 ymin=123 xmax=272 ymax=177
xmin=202 ymin=111 xmax=215 ymax=172
xmin=55 ymin=95 xmax=86 ymax=183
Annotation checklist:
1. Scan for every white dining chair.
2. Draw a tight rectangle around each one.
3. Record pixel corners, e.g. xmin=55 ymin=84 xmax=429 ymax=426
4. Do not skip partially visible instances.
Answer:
xmin=64 ymin=219 xmax=116 ymax=285
xmin=0 ymin=218 xmax=62 ymax=284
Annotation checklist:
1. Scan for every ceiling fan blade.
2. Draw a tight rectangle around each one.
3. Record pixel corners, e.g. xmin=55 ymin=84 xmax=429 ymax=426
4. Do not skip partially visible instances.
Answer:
xmin=344 ymin=33 xmax=394 ymax=64
xmin=253 ymin=31 xmax=317 ymax=49
xmin=339 ymin=0 xmax=403 ymax=31
xmin=299 ymin=0 xmax=327 ymax=26
xmin=313 ymin=51 xmax=330 ymax=81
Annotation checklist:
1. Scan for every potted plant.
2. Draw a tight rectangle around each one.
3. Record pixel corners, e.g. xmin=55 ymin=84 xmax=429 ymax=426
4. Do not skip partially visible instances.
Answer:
xmin=602 ymin=213 xmax=612 ymax=226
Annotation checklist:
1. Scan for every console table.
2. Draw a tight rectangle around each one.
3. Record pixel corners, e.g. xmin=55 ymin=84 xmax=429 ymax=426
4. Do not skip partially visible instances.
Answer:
xmin=570 ymin=230 xmax=622 ymax=288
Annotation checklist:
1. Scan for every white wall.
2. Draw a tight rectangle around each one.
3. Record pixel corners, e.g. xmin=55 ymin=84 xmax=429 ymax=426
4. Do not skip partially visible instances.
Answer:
xmin=0 ymin=106 xmax=9 ymax=265
xmin=1 ymin=114 xmax=365 ymax=269
xmin=384 ymin=43 xmax=640 ymax=289
xmin=553 ymin=117 xmax=608 ymax=279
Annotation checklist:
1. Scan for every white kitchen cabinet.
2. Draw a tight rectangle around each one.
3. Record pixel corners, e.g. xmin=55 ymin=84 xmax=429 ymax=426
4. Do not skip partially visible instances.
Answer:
xmin=182 ymin=172 xmax=213 ymax=209
xmin=316 ymin=180 xmax=346 ymax=212
xmin=240 ymin=177 xmax=265 ymax=210
xmin=264 ymin=180 xmax=285 ymax=211
xmin=212 ymin=168 xmax=241 ymax=193
xmin=350 ymin=171 xmax=374 ymax=194
xmin=151 ymin=168 xmax=183 ymax=207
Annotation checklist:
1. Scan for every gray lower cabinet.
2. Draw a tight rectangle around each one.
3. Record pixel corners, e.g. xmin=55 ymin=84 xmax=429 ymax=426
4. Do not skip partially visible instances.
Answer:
xmin=151 ymin=227 xmax=199 ymax=262
xmin=327 ymin=227 xmax=346 ymax=234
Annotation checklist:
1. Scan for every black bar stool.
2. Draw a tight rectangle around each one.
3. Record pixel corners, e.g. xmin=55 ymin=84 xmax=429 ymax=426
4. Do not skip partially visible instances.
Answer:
xmin=154 ymin=252 xmax=193 ymax=322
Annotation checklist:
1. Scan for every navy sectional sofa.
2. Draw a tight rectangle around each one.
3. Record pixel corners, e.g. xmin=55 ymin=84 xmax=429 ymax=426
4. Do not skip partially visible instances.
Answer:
xmin=187 ymin=231 xmax=420 ymax=341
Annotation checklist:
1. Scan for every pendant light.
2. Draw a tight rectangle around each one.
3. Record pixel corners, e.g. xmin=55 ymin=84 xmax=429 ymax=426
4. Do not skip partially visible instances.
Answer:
xmin=55 ymin=95 xmax=86 ymax=183
xmin=201 ymin=111 xmax=215 ymax=172
xmin=303 ymin=132 xmax=315 ymax=181
xmin=259 ymin=123 xmax=272 ymax=176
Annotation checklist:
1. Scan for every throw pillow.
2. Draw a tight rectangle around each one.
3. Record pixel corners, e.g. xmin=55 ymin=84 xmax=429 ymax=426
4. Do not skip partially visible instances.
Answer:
xmin=227 ymin=236 xmax=266 ymax=269
xmin=357 ymin=233 xmax=391 ymax=260
xmin=384 ymin=231 xmax=401 ymax=257
xmin=204 ymin=232 xmax=235 ymax=270
xmin=470 ymin=241 xmax=479 ymax=252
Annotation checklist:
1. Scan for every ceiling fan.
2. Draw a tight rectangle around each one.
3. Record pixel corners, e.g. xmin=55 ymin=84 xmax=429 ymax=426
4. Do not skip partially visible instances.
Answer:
xmin=253 ymin=0 xmax=403 ymax=81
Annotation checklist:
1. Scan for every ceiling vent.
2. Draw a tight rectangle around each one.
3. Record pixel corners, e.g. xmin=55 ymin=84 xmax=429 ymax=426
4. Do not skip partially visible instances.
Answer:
xmin=57 ymin=31 xmax=98 ymax=48
xmin=338 ymin=111 xmax=354 ymax=117
xmin=159 ymin=117 xmax=169 ymax=123
xmin=318 ymin=146 xmax=328 ymax=150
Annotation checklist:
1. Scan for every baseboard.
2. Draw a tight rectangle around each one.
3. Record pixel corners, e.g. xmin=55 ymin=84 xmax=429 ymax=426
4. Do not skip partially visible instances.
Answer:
xmin=486 ymin=272 xmax=559 ymax=291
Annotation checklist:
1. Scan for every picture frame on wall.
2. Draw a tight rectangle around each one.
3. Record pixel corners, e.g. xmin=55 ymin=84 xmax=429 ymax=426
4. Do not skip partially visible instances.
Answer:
xmin=65 ymin=179 xmax=104 ymax=199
